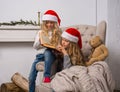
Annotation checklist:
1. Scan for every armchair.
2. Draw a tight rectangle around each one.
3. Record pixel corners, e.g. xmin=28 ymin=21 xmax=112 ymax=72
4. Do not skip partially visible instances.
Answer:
xmin=35 ymin=21 xmax=107 ymax=92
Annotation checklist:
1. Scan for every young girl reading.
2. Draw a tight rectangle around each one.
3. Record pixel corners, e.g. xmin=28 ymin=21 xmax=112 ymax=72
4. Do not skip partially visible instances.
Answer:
xmin=29 ymin=10 xmax=61 ymax=92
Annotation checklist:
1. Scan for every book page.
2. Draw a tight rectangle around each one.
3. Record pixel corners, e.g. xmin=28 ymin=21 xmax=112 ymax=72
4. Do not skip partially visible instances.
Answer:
xmin=40 ymin=31 xmax=57 ymax=50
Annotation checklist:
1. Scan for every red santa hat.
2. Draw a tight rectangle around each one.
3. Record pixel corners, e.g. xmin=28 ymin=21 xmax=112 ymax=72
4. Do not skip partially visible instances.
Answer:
xmin=61 ymin=28 xmax=82 ymax=49
xmin=42 ymin=10 xmax=61 ymax=25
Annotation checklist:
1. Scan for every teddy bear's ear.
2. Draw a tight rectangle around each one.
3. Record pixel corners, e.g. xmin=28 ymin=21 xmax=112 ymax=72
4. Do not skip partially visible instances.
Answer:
xmin=95 ymin=36 xmax=100 ymax=39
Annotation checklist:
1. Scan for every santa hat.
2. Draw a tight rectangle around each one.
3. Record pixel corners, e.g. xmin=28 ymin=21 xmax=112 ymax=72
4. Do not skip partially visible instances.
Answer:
xmin=61 ymin=28 xmax=82 ymax=49
xmin=42 ymin=10 xmax=61 ymax=25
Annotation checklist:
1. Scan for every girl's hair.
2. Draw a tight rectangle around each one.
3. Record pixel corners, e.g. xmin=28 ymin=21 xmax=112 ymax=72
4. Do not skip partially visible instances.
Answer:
xmin=41 ymin=21 xmax=62 ymax=46
xmin=66 ymin=41 xmax=85 ymax=66
xmin=67 ymin=42 xmax=84 ymax=65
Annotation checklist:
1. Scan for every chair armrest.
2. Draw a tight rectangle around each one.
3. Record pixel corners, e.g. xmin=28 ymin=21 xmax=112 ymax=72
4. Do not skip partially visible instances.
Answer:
xmin=36 ymin=60 xmax=58 ymax=76
xmin=36 ymin=62 xmax=44 ymax=71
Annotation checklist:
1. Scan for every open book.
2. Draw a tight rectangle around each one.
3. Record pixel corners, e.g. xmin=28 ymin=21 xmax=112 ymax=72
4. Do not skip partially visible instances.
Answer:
xmin=40 ymin=31 xmax=59 ymax=51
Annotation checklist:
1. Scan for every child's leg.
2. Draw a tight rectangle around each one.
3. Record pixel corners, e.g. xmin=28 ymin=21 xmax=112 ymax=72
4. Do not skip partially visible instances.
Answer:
xmin=43 ymin=49 xmax=56 ymax=80
xmin=29 ymin=54 xmax=44 ymax=92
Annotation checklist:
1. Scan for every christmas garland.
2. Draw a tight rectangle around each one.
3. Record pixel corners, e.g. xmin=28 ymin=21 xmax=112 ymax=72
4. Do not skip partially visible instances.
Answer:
xmin=0 ymin=19 xmax=38 ymax=26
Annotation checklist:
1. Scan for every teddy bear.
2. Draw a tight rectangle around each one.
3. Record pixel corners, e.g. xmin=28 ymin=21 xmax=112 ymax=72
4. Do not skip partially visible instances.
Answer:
xmin=86 ymin=36 xmax=109 ymax=66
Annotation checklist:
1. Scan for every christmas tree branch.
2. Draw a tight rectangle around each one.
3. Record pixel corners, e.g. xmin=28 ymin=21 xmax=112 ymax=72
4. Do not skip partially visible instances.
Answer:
xmin=0 ymin=19 xmax=38 ymax=26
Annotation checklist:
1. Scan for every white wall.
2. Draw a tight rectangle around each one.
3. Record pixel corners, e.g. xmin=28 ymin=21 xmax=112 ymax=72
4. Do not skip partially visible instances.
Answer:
xmin=0 ymin=0 xmax=96 ymax=26
xmin=96 ymin=0 xmax=108 ymax=24
xmin=0 ymin=42 xmax=36 ymax=84
xmin=106 ymin=0 xmax=120 ymax=89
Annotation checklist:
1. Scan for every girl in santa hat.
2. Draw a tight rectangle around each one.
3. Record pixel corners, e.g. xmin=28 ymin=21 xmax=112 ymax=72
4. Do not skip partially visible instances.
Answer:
xmin=29 ymin=10 xmax=61 ymax=92
xmin=57 ymin=28 xmax=85 ymax=69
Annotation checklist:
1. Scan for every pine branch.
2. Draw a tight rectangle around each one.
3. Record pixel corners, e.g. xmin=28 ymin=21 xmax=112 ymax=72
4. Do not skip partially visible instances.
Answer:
xmin=0 ymin=19 xmax=38 ymax=26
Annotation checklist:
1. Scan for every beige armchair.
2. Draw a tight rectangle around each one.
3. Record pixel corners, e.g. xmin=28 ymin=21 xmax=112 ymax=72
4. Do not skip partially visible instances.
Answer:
xmin=35 ymin=21 xmax=107 ymax=92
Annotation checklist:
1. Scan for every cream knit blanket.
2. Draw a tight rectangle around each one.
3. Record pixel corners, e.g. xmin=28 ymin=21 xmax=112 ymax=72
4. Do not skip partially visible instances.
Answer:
xmin=51 ymin=61 xmax=115 ymax=92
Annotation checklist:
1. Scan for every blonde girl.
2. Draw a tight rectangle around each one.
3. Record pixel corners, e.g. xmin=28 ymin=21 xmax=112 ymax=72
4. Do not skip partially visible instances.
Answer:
xmin=57 ymin=28 xmax=84 ymax=69
xmin=29 ymin=10 xmax=61 ymax=92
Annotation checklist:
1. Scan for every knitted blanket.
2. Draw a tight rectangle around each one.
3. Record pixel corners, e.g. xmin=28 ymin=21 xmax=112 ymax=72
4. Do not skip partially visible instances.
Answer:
xmin=51 ymin=61 xmax=115 ymax=92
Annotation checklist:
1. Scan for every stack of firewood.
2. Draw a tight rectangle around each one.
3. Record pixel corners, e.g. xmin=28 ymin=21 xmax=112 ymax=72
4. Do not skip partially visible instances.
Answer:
xmin=0 ymin=72 xmax=29 ymax=92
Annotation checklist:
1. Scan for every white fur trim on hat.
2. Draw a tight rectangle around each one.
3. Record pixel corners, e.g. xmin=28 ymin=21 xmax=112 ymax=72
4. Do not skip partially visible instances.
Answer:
xmin=42 ymin=14 xmax=58 ymax=22
xmin=61 ymin=31 xmax=78 ymax=43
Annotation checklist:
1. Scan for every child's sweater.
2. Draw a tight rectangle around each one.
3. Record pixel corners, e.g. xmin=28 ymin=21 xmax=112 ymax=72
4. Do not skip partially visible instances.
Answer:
xmin=33 ymin=30 xmax=52 ymax=54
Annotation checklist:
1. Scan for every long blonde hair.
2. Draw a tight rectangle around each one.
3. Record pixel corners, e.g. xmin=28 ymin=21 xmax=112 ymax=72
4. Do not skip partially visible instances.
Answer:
xmin=66 ymin=42 xmax=85 ymax=66
xmin=41 ymin=21 xmax=62 ymax=46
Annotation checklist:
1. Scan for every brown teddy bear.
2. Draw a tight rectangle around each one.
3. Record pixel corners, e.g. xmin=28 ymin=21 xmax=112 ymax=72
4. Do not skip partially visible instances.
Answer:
xmin=86 ymin=36 xmax=109 ymax=66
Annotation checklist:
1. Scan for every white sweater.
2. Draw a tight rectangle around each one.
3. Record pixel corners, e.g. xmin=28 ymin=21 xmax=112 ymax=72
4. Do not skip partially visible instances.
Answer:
xmin=33 ymin=30 xmax=52 ymax=54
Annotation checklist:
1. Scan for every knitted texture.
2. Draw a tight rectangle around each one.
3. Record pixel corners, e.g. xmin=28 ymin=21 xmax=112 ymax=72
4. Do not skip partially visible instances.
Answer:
xmin=51 ymin=61 xmax=115 ymax=92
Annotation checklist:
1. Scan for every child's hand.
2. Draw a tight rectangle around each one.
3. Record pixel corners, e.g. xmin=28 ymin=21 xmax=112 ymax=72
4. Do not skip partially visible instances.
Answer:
xmin=57 ymin=45 xmax=68 ymax=55
xmin=56 ymin=45 xmax=62 ymax=52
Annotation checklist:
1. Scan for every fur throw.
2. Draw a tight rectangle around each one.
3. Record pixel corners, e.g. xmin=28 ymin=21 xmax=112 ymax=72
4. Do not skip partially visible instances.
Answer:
xmin=51 ymin=62 xmax=115 ymax=92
